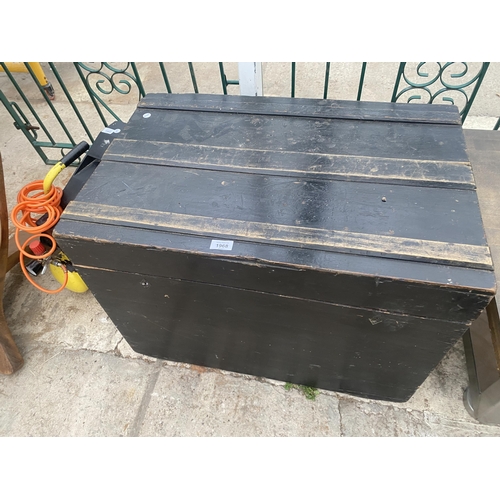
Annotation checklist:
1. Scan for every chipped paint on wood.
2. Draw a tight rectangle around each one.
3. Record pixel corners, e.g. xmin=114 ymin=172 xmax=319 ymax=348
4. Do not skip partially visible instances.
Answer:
xmin=62 ymin=201 xmax=493 ymax=270
xmin=102 ymin=139 xmax=475 ymax=190
xmin=137 ymin=93 xmax=462 ymax=125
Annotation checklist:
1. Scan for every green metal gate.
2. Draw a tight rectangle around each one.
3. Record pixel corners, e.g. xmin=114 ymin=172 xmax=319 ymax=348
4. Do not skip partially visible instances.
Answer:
xmin=0 ymin=62 xmax=497 ymax=165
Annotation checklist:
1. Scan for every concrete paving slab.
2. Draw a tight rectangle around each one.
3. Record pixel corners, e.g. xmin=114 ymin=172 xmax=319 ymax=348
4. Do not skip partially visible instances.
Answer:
xmin=339 ymin=398 xmax=433 ymax=437
xmin=423 ymin=413 xmax=500 ymax=437
xmin=137 ymin=365 xmax=341 ymax=437
xmin=262 ymin=62 xmax=402 ymax=102
xmin=3 ymin=266 xmax=122 ymax=355
xmin=115 ymin=334 xmax=163 ymax=363
xmin=463 ymin=116 xmax=500 ymax=130
xmin=400 ymin=340 xmax=478 ymax=422
xmin=1 ymin=125 xmax=50 ymax=216
xmin=0 ymin=344 xmax=157 ymax=436
xmin=139 ymin=62 xmax=241 ymax=96
xmin=338 ymin=397 xmax=500 ymax=437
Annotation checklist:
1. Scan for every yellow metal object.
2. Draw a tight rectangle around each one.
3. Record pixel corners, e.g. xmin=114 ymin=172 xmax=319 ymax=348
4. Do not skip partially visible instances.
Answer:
xmin=50 ymin=262 xmax=88 ymax=293
xmin=43 ymin=161 xmax=66 ymax=194
xmin=0 ymin=62 xmax=49 ymax=86
xmin=50 ymin=251 xmax=88 ymax=293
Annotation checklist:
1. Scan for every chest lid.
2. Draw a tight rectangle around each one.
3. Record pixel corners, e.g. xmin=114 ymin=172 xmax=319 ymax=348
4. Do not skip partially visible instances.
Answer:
xmin=55 ymin=94 xmax=495 ymax=293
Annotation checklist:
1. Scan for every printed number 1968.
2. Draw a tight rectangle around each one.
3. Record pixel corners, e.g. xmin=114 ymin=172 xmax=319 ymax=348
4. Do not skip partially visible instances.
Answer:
xmin=210 ymin=240 xmax=234 ymax=251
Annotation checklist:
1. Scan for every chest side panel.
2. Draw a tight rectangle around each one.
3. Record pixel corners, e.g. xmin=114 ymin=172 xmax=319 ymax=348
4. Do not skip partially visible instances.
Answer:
xmin=55 ymin=221 xmax=494 ymax=324
xmin=76 ymin=265 xmax=468 ymax=402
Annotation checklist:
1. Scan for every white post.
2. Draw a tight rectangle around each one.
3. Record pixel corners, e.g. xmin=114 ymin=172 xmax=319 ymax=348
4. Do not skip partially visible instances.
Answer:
xmin=238 ymin=62 xmax=263 ymax=96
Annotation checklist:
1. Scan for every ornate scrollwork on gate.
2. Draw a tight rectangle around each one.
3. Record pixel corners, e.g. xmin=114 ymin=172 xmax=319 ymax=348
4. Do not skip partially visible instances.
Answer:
xmin=74 ymin=62 xmax=145 ymax=125
xmin=392 ymin=62 xmax=490 ymax=120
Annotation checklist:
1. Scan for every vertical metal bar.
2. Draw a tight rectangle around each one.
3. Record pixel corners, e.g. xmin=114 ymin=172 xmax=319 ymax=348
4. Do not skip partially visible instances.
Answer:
xmin=391 ymin=63 xmax=406 ymax=102
xmin=494 ymin=117 xmax=500 ymax=131
xmin=24 ymin=63 xmax=77 ymax=146
xmin=0 ymin=62 xmax=56 ymax=144
xmin=291 ymin=62 xmax=296 ymax=98
xmin=238 ymin=63 xmax=263 ymax=96
xmin=0 ymin=88 xmax=49 ymax=164
xmin=130 ymin=63 xmax=146 ymax=98
xmin=323 ymin=62 xmax=330 ymax=99
xmin=357 ymin=62 xmax=367 ymax=101
xmin=73 ymin=63 xmax=109 ymax=127
xmin=461 ymin=62 xmax=490 ymax=122
xmin=219 ymin=62 xmax=228 ymax=95
xmin=48 ymin=63 xmax=95 ymax=142
xmin=159 ymin=63 xmax=172 ymax=93
xmin=188 ymin=63 xmax=199 ymax=93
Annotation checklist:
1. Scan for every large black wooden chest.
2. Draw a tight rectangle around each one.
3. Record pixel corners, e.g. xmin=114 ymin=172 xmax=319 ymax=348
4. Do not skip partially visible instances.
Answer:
xmin=54 ymin=94 xmax=496 ymax=402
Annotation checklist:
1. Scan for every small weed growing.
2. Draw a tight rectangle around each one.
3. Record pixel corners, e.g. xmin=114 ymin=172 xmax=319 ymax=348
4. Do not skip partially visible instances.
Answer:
xmin=284 ymin=382 xmax=319 ymax=400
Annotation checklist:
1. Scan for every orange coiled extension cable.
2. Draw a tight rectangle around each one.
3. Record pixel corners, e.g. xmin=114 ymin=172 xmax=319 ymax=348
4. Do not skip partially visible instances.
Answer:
xmin=10 ymin=179 xmax=68 ymax=294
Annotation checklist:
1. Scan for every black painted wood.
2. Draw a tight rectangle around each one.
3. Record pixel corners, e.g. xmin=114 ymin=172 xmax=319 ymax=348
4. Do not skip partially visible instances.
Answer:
xmin=123 ymin=106 xmax=469 ymax=163
xmin=138 ymin=93 xmax=463 ymax=125
xmin=70 ymin=160 xmax=487 ymax=247
xmin=77 ymin=266 xmax=468 ymax=402
xmin=55 ymin=224 xmax=493 ymax=323
xmin=103 ymin=138 xmax=476 ymax=190
xmin=55 ymin=94 xmax=496 ymax=401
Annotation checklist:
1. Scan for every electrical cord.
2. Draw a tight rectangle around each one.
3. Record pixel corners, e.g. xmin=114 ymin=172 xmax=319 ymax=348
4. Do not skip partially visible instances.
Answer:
xmin=11 ymin=179 xmax=68 ymax=294
xmin=10 ymin=141 xmax=89 ymax=294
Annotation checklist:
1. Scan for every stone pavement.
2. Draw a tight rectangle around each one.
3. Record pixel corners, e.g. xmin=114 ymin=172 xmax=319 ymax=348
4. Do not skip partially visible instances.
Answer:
xmin=1 ymin=62 xmax=500 ymax=436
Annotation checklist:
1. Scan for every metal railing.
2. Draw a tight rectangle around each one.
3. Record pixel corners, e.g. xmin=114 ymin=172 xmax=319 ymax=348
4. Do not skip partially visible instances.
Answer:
xmin=1 ymin=62 xmax=498 ymax=165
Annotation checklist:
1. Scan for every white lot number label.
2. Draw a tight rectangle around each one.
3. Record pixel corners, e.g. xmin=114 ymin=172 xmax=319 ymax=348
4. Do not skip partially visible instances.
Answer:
xmin=210 ymin=240 xmax=234 ymax=251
